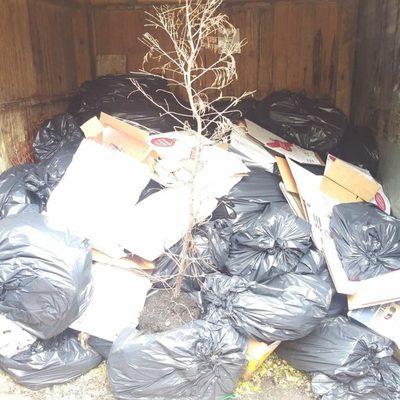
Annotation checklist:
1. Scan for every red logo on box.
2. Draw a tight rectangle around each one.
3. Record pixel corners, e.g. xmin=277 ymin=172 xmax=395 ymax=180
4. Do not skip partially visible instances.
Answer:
xmin=151 ymin=137 xmax=176 ymax=147
xmin=266 ymin=139 xmax=293 ymax=152
xmin=374 ymin=192 xmax=386 ymax=211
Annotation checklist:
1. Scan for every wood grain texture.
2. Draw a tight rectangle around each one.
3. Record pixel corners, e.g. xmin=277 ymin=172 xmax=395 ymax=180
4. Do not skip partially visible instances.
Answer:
xmin=352 ymin=0 xmax=400 ymax=143
xmin=0 ymin=0 xmax=92 ymax=170
xmin=0 ymin=0 xmax=36 ymax=103
xmin=91 ymin=0 xmax=358 ymax=109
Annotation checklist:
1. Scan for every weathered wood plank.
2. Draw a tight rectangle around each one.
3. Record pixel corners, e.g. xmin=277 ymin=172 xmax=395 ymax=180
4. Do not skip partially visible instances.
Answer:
xmin=0 ymin=0 xmax=36 ymax=102
xmin=335 ymin=0 xmax=358 ymax=115
xmin=352 ymin=0 xmax=400 ymax=143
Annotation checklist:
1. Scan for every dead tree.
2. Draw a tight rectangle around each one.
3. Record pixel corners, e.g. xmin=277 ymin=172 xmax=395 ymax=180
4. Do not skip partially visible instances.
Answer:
xmin=132 ymin=0 xmax=252 ymax=296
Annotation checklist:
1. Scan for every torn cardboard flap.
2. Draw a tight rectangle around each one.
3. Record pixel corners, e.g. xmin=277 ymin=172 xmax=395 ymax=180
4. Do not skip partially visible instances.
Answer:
xmin=276 ymin=156 xmax=298 ymax=194
xmin=347 ymin=269 xmax=400 ymax=310
xmin=321 ymin=158 xmax=380 ymax=203
xmin=80 ymin=113 xmax=158 ymax=169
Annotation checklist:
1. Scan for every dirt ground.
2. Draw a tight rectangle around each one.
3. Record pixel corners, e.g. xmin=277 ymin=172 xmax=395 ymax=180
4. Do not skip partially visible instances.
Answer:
xmin=139 ymin=289 xmax=201 ymax=333
xmin=0 ymin=354 xmax=313 ymax=400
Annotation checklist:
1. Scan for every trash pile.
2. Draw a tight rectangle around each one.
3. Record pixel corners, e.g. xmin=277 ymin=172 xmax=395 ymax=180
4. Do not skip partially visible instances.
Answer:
xmin=0 ymin=73 xmax=399 ymax=400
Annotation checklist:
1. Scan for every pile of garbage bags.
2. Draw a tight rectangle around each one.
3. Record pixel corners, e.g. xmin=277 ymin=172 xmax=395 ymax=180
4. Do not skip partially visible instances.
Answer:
xmin=250 ymin=90 xmax=380 ymax=170
xmin=0 ymin=73 xmax=398 ymax=400
xmin=278 ymin=317 xmax=400 ymax=400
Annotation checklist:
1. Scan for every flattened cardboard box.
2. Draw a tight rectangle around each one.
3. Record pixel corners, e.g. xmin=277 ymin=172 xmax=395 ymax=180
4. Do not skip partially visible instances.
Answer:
xmin=244 ymin=119 xmax=324 ymax=165
xmin=321 ymin=157 xmax=379 ymax=203
xmin=284 ymin=156 xmax=400 ymax=309
xmin=80 ymin=113 xmax=158 ymax=169
xmin=349 ymin=302 xmax=400 ymax=347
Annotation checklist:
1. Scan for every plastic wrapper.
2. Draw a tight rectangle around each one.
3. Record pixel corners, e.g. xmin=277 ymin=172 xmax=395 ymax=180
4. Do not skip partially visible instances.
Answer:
xmin=0 ymin=330 xmax=102 ymax=390
xmin=153 ymin=219 xmax=233 ymax=291
xmin=201 ymin=273 xmax=332 ymax=342
xmin=330 ymin=203 xmax=400 ymax=280
xmin=33 ymin=113 xmax=84 ymax=162
xmin=107 ymin=320 xmax=247 ymax=400
xmin=250 ymin=91 xmax=346 ymax=153
xmin=0 ymin=164 xmax=42 ymax=219
xmin=226 ymin=202 xmax=312 ymax=283
xmin=0 ymin=212 xmax=92 ymax=339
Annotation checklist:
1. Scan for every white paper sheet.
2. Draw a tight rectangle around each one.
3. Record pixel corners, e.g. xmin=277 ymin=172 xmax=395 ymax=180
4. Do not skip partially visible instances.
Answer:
xmin=70 ymin=263 xmax=151 ymax=342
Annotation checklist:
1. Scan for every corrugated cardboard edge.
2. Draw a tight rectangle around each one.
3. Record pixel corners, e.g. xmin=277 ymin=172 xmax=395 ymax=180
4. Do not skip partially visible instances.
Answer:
xmin=321 ymin=236 xmax=359 ymax=295
xmin=347 ymin=269 xmax=400 ymax=310
xmin=322 ymin=158 xmax=380 ymax=202
xmin=92 ymin=249 xmax=154 ymax=271
xmin=276 ymin=156 xmax=298 ymax=193
xmin=100 ymin=112 xmax=148 ymax=141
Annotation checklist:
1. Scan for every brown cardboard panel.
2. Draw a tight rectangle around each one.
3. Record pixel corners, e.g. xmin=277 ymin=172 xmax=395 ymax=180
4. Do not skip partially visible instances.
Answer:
xmin=276 ymin=156 xmax=298 ymax=194
xmin=320 ymin=177 xmax=361 ymax=203
xmin=100 ymin=112 xmax=148 ymax=141
xmin=323 ymin=158 xmax=380 ymax=202
xmin=347 ymin=269 xmax=400 ymax=310
xmin=99 ymin=113 xmax=158 ymax=167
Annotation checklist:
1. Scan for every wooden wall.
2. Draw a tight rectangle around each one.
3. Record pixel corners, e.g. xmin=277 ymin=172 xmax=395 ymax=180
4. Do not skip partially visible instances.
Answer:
xmin=90 ymin=0 xmax=358 ymax=114
xmin=0 ymin=0 xmax=361 ymax=172
xmin=0 ymin=0 xmax=92 ymax=171
xmin=352 ymin=0 xmax=400 ymax=144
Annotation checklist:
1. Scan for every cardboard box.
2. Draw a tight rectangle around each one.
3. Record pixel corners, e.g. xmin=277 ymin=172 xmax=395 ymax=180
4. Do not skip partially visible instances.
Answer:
xmin=349 ymin=302 xmax=400 ymax=347
xmin=282 ymin=156 xmax=400 ymax=308
xmin=321 ymin=157 xmax=379 ymax=203
xmin=321 ymin=231 xmax=400 ymax=310
xmin=321 ymin=155 xmax=390 ymax=214
xmin=80 ymin=113 xmax=158 ymax=169
xmin=244 ymin=119 xmax=324 ymax=165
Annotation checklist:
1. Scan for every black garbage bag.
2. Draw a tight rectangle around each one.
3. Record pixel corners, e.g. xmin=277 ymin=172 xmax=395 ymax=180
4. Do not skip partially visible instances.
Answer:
xmin=332 ymin=125 xmax=380 ymax=177
xmin=295 ymin=248 xmax=327 ymax=276
xmin=0 ymin=164 xmax=42 ymax=219
xmin=217 ymin=166 xmax=284 ymax=231
xmin=23 ymin=142 xmax=79 ymax=206
xmin=250 ymin=91 xmax=346 ymax=153
xmin=311 ymin=372 xmax=400 ymax=400
xmin=277 ymin=316 xmax=396 ymax=379
xmin=68 ymin=73 xmax=189 ymax=132
xmin=107 ymin=320 xmax=247 ymax=400
xmin=226 ymin=202 xmax=312 ymax=283
xmin=330 ymin=203 xmax=400 ymax=280
xmin=153 ymin=219 xmax=233 ymax=291
xmin=0 ymin=212 xmax=92 ymax=339
xmin=88 ymin=336 xmax=113 ymax=360
xmin=202 ymin=273 xmax=332 ymax=342
xmin=0 ymin=329 xmax=102 ymax=390
xmin=33 ymin=113 xmax=84 ymax=162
